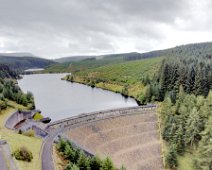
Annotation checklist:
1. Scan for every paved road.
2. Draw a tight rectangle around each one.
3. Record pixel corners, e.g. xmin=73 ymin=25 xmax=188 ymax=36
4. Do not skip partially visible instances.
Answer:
xmin=42 ymin=128 xmax=63 ymax=170
xmin=0 ymin=144 xmax=17 ymax=170
xmin=3 ymin=144 xmax=17 ymax=170
xmin=0 ymin=147 xmax=8 ymax=170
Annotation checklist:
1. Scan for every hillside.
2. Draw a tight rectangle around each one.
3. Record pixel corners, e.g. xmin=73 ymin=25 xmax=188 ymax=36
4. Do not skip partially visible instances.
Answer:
xmin=0 ymin=64 xmax=18 ymax=78
xmin=54 ymin=52 xmax=142 ymax=63
xmin=0 ymin=54 xmax=56 ymax=71
xmin=124 ymin=42 xmax=212 ymax=60
xmin=65 ymin=57 xmax=163 ymax=102
xmin=45 ymin=56 xmax=124 ymax=73
xmin=46 ymin=42 xmax=212 ymax=74
xmin=64 ymin=41 xmax=212 ymax=170
xmin=45 ymin=52 xmax=158 ymax=73
xmin=54 ymin=56 xmax=97 ymax=63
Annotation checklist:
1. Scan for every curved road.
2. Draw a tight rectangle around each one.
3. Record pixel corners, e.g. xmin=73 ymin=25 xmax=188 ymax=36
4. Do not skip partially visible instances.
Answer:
xmin=0 ymin=147 xmax=7 ymax=170
xmin=41 ymin=128 xmax=63 ymax=170
xmin=0 ymin=143 xmax=17 ymax=170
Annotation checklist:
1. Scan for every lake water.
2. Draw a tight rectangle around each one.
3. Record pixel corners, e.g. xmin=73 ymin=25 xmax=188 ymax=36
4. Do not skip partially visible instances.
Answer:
xmin=24 ymin=68 xmax=44 ymax=72
xmin=18 ymin=74 xmax=138 ymax=121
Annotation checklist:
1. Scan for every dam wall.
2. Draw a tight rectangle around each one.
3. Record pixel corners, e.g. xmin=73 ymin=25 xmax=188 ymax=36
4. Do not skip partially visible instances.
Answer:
xmin=47 ymin=104 xmax=156 ymax=130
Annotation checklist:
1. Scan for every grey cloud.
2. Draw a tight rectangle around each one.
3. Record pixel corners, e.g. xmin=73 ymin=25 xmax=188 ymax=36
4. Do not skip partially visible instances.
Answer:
xmin=0 ymin=0 xmax=211 ymax=58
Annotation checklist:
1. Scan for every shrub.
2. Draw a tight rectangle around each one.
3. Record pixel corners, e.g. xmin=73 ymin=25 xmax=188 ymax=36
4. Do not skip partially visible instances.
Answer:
xmin=33 ymin=112 xmax=44 ymax=120
xmin=27 ymin=103 xmax=35 ymax=110
xmin=23 ymin=129 xmax=35 ymax=137
xmin=90 ymin=156 xmax=102 ymax=170
xmin=77 ymin=153 xmax=90 ymax=170
xmin=165 ymin=145 xmax=178 ymax=169
xmin=101 ymin=157 xmax=115 ymax=170
xmin=0 ymin=100 xmax=7 ymax=110
xmin=18 ymin=108 xmax=22 ymax=113
xmin=65 ymin=163 xmax=80 ymax=170
xmin=57 ymin=139 xmax=117 ymax=170
xmin=12 ymin=147 xmax=33 ymax=162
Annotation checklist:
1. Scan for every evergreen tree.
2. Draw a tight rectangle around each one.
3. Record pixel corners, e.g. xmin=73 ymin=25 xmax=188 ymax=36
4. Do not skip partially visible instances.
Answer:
xmin=100 ymin=157 xmax=115 ymax=170
xmin=90 ymin=156 xmax=102 ymax=170
xmin=165 ymin=144 xmax=178 ymax=169
xmin=185 ymin=107 xmax=203 ymax=147
xmin=194 ymin=117 xmax=212 ymax=170
xmin=77 ymin=153 xmax=90 ymax=170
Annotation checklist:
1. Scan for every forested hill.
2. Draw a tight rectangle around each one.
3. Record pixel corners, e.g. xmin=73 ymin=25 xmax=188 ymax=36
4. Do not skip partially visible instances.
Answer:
xmin=0 ymin=64 xmax=18 ymax=78
xmin=63 ymin=41 xmax=212 ymax=169
xmin=54 ymin=52 xmax=142 ymax=63
xmin=0 ymin=54 xmax=56 ymax=71
xmin=56 ymin=41 xmax=212 ymax=62
xmin=124 ymin=42 xmax=212 ymax=60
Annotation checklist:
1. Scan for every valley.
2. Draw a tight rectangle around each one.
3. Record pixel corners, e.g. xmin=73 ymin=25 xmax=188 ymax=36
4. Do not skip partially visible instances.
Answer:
xmin=0 ymin=42 xmax=211 ymax=170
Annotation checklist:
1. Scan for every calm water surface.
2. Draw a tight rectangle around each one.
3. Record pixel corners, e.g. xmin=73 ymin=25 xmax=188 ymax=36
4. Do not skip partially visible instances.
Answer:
xmin=18 ymin=74 xmax=138 ymax=121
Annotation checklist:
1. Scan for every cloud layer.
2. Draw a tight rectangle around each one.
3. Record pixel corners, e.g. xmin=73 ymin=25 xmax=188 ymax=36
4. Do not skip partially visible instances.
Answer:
xmin=0 ymin=0 xmax=212 ymax=58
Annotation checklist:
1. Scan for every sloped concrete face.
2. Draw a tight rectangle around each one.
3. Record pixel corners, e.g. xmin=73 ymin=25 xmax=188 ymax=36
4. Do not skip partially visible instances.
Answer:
xmin=64 ymin=108 xmax=163 ymax=170
xmin=41 ymin=105 xmax=160 ymax=170
xmin=47 ymin=105 xmax=157 ymax=130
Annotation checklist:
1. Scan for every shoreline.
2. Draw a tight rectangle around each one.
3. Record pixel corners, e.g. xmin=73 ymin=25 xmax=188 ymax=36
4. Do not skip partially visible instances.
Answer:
xmin=63 ymin=77 xmax=143 ymax=106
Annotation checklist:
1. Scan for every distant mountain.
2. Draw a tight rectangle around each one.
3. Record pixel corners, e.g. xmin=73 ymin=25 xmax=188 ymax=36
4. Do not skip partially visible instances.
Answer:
xmin=0 ymin=52 xmax=34 ymax=57
xmin=45 ymin=41 xmax=212 ymax=73
xmin=54 ymin=56 xmax=96 ymax=63
xmin=0 ymin=53 xmax=56 ymax=71
xmin=54 ymin=52 xmax=142 ymax=63
xmin=55 ymin=42 xmax=212 ymax=63
xmin=124 ymin=42 xmax=212 ymax=60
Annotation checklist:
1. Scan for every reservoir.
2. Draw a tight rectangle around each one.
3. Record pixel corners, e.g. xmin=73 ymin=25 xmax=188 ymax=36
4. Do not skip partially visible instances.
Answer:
xmin=18 ymin=74 xmax=138 ymax=121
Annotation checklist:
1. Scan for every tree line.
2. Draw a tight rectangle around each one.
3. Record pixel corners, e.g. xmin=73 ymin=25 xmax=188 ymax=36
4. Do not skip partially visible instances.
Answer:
xmin=57 ymin=138 xmax=126 ymax=170
xmin=0 ymin=78 xmax=34 ymax=111
xmin=161 ymin=88 xmax=212 ymax=169
xmin=138 ymin=54 xmax=212 ymax=105
xmin=137 ymin=50 xmax=212 ymax=169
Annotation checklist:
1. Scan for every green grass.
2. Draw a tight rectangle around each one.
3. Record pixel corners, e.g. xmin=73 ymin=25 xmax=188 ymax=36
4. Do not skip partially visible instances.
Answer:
xmin=68 ymin=57 xmax=163 ymax=99
xmin=33 ymin=112 xmax=44 ymax=120
xmin=178 ymin=153 xmax=194 ymax=170
xmin=0 ymin=102 xmax=42 ymax=170
xmin=42 ymin=62 xmax=72 ymax=73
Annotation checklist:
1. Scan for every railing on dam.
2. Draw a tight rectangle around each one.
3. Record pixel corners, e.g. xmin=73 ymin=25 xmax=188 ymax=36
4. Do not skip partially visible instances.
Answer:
xmin=46 ymin=104 xmax=157 ymax=130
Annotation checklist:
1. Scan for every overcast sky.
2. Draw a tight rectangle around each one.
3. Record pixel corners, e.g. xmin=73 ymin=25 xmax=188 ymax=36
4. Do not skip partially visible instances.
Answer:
xmin=0 ymin=0 xmax=212 ymax=59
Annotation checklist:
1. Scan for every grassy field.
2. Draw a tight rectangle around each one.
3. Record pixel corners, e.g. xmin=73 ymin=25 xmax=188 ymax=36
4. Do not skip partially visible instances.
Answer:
xmin=178 ymin=153 xmax=194 ymax=170
xmin=67 ymin=57 xmax=163 ymax=100
xmin=0 ymin=102 xmax=42 ymax=170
